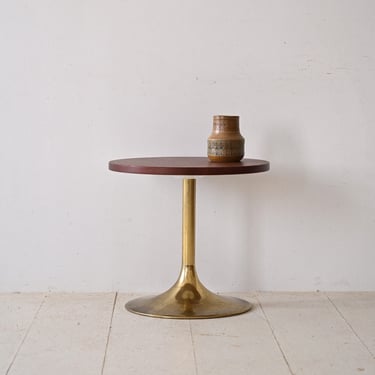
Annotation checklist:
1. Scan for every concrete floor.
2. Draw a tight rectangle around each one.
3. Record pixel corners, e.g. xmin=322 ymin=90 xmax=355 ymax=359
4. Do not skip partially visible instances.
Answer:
xmin=1 ymin=292 xmax=374 ymax=374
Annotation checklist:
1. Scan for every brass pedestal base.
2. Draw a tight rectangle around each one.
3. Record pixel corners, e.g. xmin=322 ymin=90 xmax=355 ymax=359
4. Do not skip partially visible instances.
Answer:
xmin=126 ymin=265 xmax=252 ymax=319
xmin=126 ymin=178 xmax=251 ymax=319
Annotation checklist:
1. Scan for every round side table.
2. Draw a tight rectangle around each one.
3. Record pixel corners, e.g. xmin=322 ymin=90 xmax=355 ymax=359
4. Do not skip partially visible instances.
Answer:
xmin=109 ymin=157 xmax=270 ymax=319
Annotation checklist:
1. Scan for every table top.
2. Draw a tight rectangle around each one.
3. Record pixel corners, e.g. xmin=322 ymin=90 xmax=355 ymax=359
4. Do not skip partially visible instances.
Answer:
xmin=108 ymin=157 xmax=270 ymax=176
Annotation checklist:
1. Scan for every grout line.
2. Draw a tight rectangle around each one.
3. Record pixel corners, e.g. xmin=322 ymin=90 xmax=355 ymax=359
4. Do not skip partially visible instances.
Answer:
xmin=256 ymin=293 xmax=294 ymax=375
xmin=189 ymin=321 xmax=199 ymax=375
xmin=325 ymin=293 xmax=375 ymax=359
xmin=101 ymin=292 xmax=118 ymax=375
xmin=5 ymin=293 xmax=47 ymax=375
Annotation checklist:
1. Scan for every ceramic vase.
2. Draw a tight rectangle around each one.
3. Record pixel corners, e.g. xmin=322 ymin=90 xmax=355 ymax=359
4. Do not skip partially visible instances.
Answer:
xmin=207 ymin=115 xmax=245 ymax=162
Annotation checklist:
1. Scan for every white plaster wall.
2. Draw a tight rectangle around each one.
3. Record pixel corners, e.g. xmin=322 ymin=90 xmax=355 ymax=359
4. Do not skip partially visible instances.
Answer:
xmin=1 ymin=0 xmax=374 ymax=292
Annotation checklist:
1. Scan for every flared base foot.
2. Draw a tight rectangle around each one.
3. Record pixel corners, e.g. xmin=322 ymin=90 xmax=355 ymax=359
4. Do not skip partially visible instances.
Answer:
xmin=125 ymin=266 xmax=252 ymax=319
xmin=125 ymin=293 xmax=251 ymax=319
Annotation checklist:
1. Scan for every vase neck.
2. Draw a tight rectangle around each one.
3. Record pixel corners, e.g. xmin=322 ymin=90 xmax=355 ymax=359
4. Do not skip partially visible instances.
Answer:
xmin=213 ymin=115 xmax=240 ymax=133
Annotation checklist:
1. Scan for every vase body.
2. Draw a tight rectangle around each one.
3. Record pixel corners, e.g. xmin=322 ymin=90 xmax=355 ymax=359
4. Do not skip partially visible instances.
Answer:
xmin=207 ymin=115 xmax=244 ymax=162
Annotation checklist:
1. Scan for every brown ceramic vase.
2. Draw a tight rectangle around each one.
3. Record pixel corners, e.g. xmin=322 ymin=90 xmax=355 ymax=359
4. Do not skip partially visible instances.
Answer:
xmin=207 ymin=115 xmax=245 ymax=162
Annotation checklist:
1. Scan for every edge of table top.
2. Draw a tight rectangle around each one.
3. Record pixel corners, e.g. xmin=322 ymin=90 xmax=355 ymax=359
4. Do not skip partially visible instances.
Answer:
xmin=108 ymin=157 xmax=270 ymax=176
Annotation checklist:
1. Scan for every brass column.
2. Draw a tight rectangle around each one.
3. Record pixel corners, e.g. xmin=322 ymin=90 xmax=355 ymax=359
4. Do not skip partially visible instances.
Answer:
xmin=182 ymin=178 xmax=195 ymax=267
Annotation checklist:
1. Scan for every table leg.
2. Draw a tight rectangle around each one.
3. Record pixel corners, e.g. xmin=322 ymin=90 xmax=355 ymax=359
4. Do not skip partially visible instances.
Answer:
xmin=125 ymin=178 xmax=252 ymax=319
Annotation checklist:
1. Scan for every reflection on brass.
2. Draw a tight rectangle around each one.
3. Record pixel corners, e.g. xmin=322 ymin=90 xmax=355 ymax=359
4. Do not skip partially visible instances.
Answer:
xmin=125 ymin=178 xmax=252 ymax=319
xmin=175 ymin=282 xmax=201 ymax=314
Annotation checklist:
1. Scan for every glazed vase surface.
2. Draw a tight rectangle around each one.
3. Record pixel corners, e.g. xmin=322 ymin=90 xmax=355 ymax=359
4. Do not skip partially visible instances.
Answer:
xmin=207 ymin=115 xmax=244 ymax=162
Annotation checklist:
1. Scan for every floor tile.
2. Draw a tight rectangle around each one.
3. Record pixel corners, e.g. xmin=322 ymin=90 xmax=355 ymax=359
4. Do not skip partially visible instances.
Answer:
xmin=7 ymin=293 xmax=115 ymax=375
xmin=0 ymin=293 xmax=45 ymax=374
xmin=327 ymin=292 xmax=375 ymax=357
xmin=257 ymin=292 xmax=375 ymax=375
xmin=190 ymin=293 xmax=291 ymax=375
xmin=103 ymin=294 xmax=196 ymax=375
